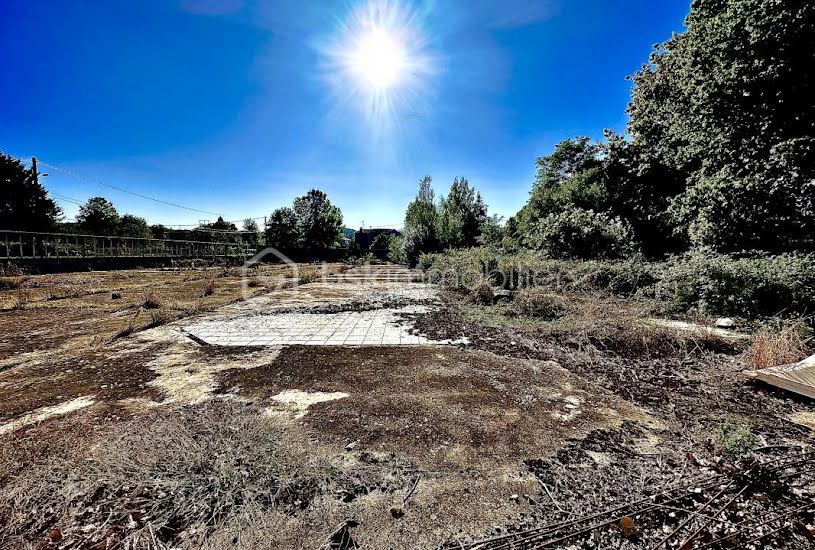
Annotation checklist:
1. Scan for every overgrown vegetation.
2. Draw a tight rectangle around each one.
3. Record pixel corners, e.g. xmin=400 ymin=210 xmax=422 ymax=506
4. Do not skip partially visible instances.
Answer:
xmin=420 ymin=247 xmax=815 ymax=320
xmin=390 ymin=1 xmax=815 ymax=325
xmin=0 ymin=403 xmax=413 ymax=549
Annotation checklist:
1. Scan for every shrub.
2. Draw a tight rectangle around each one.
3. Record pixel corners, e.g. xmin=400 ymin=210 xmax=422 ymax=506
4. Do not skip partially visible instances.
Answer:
xmin=716 ymin=421 xmax=756 ymax=462
xmin=527 ymin=207 xmax=637 ymax=260
xmin=654 ymin=250 xmax=815 ymax=316
xmin=417 ymin=252 xmax=439 ymax=272
xmin=511 ymin=289 xmax=567 ymax=319
xmin=387 ymin=235 xmax=407 ymax=264
xmin=142 ymin=291 xmax=164 ymax=309
xmin=0 ymin=276 xmax=25 ymax=291
xmin=201 ymin=279 xmax=217 ymax=297
xmin=470 ymin=283 xmax=494 ymax=305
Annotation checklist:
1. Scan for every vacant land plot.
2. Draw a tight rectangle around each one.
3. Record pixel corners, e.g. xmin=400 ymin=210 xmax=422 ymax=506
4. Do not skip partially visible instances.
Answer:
xmin=0 ymin=264 xmax=813 ymax=549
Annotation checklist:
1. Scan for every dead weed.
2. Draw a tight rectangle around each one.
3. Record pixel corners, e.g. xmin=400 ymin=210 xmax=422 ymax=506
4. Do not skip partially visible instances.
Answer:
xmin=746 ymin=325 xmax=809 ymax=370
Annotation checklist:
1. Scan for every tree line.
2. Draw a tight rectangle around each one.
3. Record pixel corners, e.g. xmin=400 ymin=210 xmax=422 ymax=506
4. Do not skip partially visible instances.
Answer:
xmin=398 ymin=0 xmax=815 ymax=263
xmin=0 ymin=153 xmax=345 ymax=249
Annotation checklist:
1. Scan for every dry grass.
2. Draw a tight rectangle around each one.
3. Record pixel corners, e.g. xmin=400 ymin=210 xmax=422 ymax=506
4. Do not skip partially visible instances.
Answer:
xmin=0 ymin=402 xmax=413 ymax=550
xmin=746 ymin=325 xmax=808 ymax=370
xmin=510 ymin=289 xmax=567 ymax=319
xmin=0 ymin=276 xmax=25 ymax=291
xmin=141 ymin=290 xmax=165 ymax=309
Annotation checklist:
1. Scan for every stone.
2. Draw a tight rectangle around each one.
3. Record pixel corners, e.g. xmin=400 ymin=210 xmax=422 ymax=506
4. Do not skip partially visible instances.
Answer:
xmin=715 ymin=317 xmax=735 ymax=328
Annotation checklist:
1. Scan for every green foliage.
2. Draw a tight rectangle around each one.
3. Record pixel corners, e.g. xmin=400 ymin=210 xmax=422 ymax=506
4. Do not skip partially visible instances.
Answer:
xmin=265 ymin=207 xmax=300 ymax=249
xmin=654 ymin=250 xmax=815 ymax=317
xmin=0 ymin=153 xmax=62 ymax=231
xmin=387 ymin=235 xmax=406 ymax=264
xmin=191 ymin=216 xmax=238 ymax=243
xmin=437 ymin=177 xmax=487 ymax=249
xmin=150 ymin=224 xmax=168 ymax=240
xmin=423 ymin=247 xmax=815 ymax=318
xmin=416 ymin=252 xmax=439 ymax=272
xmin=292 ymin=189 xmax=343 ymax=249
xmin=716 ymin=421 xmax=756 ymax=462
xmin=77 ymin=197 xmax=120 ymax=235
xmin=401 ymin=175 xmax=440 ymax=265
xmin=117 ymin=214 xmax=152 ymax=239
xmin=476 ymin=214 xmax=504 ymax=247
xmin=369 ymin=232 xmax=393 ymax=250
xmin=527 ymin=207 xmax=637 ymax=260
xmin=628 ymin=0 xmax=815 ymax=251
xmin=242 ymin=218 xmax=260 ymax=247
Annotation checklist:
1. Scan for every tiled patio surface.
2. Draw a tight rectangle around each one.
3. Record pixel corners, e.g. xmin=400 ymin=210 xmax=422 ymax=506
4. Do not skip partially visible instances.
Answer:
xmin=184 ymin=306 xmax=462 ymax=347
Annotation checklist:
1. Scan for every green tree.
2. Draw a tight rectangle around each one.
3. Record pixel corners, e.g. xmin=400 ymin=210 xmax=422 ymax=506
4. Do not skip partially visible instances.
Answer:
xmin=370 ymin=232 xmax=393 ymax=250
xmin=77 ymin=197 xmax=120 ymax=235
xmin=292 ymin=189 xmax=343 ymax=249
xmin=528 ymin=207 xmax=636 ymax=260
xmin=628 ymin=0 xmax=815 ymax=251
xmin=516 ymin=138 xmax=605 ymax=241
xmin=476 ymin=214 xmax=504 ymax=247
xmin=117 ymin=214 xmax=152 ymax=239
xmin=437 ymin=177 xmax=488 ymax=249
xmin=150 ymin=224 xmax=168 ymax=239
xmin=401 ymin=175 xmax=440 ymax=265
xmin=242 ymin=218 xmax=260 ymax=247
xmin=265 ymin=207 xmax=300 ymax=249
xmin=191 ymin=216 xmax=238 ymax=243
xmin=0 ymin=152 xmax=62 ymax=231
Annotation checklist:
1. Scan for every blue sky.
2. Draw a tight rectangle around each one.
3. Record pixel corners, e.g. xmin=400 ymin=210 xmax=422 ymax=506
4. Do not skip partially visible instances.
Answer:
xmin=0 ymin=0 xmax=690 ymax=230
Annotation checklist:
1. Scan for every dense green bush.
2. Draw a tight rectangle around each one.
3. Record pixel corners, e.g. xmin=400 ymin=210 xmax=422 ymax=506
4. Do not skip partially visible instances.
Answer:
xmin=423 ymin=247 xmax=815 ymax=318
xmin=653 ymin=250 xmax=815 ymax=316
xmin=527 ymin=208 xmax=637 ymax=260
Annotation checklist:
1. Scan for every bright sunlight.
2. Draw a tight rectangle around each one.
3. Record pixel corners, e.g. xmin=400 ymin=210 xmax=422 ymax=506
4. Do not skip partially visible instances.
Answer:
xmin=319 ymin=0 xmax=434 ymax=126
xmin=349 ymin=28 xmax=407 ymax=89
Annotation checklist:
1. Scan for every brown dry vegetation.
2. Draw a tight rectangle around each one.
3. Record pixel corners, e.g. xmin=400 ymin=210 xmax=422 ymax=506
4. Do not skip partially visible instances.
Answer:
xmin=746 ymin=324 xmax=809 ymax=370
xmin=0 ymin=264 xmax=813 ymax=549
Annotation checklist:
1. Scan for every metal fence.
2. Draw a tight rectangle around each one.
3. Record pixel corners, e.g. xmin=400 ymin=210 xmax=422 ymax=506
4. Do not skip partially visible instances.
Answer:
xmin=0 ymin=230 xmax=255 ymax=260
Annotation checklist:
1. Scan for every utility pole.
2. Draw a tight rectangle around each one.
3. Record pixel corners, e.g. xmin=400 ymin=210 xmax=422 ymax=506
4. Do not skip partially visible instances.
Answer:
xmin=31 ymin=157 xmax=38 ymax=184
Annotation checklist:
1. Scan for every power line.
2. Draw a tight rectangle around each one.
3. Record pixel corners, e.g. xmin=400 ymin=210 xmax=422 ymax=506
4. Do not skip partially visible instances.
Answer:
xmin=37 ymin=160 xmax=222 ymax=216
xmin=50 ymin=192 xmax=85 ymax=206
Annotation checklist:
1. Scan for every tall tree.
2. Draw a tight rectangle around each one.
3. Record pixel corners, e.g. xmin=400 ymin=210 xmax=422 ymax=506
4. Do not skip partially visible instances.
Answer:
xmin=242 ymin=218 xmax=260 ymax=247
xmin=628 ymin=0 xmax=815 ymax=251
xmin=117 ymin=214 xmax=152 ymax=239
xmin=516 ymin=138 xmax=604 ymax=239
xmin=292 ymin=189 xmax=343 ymax=249
xmin=150 ymin=224 xmax=168 ymax=239
xmin=191 ymin=216 xmax=238 ymax=243
xmin=265 ymin=207 xmax=301 ymax=249
xmin=401 ymin=175 xmax=440 ymax=265
xmin=77 ymin=197 xmax=119 ymax=235
xmin=0 ymin=152 xmax=62 ymax=231
xmin=437 ymin=177 xmax=488 ymax=249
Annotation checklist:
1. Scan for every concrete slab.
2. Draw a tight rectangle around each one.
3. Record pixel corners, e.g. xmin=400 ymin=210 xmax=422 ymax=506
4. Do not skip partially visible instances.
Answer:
xmin=184 ymin=305 xmax=468 ymax=347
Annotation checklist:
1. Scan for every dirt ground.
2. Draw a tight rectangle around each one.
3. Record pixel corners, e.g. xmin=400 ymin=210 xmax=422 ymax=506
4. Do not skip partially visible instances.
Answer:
xmin=0 ymin=264 xmax=813 ymax=549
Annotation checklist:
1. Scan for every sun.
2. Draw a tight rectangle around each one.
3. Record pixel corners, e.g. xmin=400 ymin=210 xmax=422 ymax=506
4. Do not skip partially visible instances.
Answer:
xmin=319 ymin=0 xmax=435 ymax=126
xmin=349 ymin=28 xmax=407 ymax=89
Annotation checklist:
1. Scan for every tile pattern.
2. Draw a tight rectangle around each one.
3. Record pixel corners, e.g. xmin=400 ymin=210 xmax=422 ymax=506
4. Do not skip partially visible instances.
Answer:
xmin=185 ymin=306 xmax=464 ymax=347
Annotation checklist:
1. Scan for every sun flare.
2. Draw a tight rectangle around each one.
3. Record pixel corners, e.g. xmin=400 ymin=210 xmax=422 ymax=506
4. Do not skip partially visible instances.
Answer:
xmin=320 ymin=0 xmax=435 ymax=125
xmin=350 ymin=28 xmax=407 ymax=89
